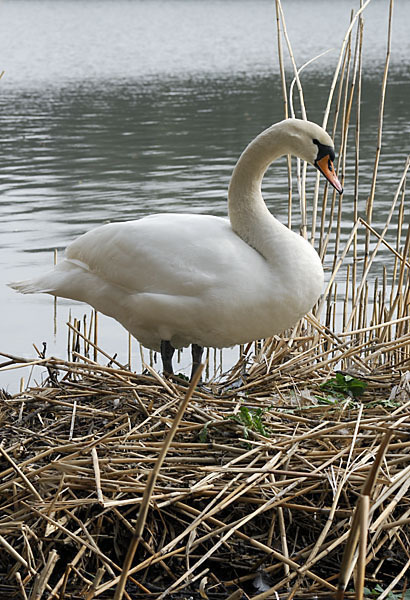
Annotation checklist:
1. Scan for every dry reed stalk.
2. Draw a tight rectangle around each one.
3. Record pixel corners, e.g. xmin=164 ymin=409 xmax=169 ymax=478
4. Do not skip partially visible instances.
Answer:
xmin=31 ymin=549 xmax=59 ymax=600
xmin=67 ymin=321 xmax=125 ymax=369
xmin=274 ymin=0 xmax=292 ymax=224
xmin=346 ymin=158 xmax=410 ymax=331
xmin=93 ymin=309 xmax=98 ymax=362
xmin=287 ymin=47 xmax=334 ymax=242
xmin=364 ymin=0 xmax=394 ymax=266
xmin=321 ymin=0 xmax=371 ymax=131
xmin=113 ymin=364 xmax=204 ymax=600
xmin=275 ymin=0 xmax=309 ymax=239
xmin=314 ymin=0 xmax=369 ymax=263
xmin=0 ymin=444 xmax=42 ymax=502
xmin=0 ymin=534 xmax=37 ymax=577
xmin=332 ymin=14 xmax=356 ymax=267
xmin=84 ymin=567 xmax=106 ymax=600
xmin=68 ymin=399 xmax=77 ymax=441
xmin=91 ymin=446 xmax=104 ymax=504
xmin=320 ymin=20 xmax=352 ymax=265
xmin=15 ymin=572 xmax=29 ymax=600
xmin=356 ymin=494 xmax=370 ymax=600
xmin=357 ymin=220 xmax=410 ymax=275
xmin=336 ymin=431 xmax=393 ymax=599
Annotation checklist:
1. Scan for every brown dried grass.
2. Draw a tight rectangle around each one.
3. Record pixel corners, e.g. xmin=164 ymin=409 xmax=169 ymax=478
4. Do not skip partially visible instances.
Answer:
xmin=0 ymin=333 xmax=409 ymax=599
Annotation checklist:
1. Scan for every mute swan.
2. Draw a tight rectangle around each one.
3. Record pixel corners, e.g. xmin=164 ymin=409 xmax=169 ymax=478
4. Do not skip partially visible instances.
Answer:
xmin=11 ymin=118 xmax=342 ymax=378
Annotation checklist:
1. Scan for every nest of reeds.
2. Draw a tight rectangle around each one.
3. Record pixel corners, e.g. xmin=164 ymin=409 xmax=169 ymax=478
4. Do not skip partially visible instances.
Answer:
xmin=0 ymin=327 xmax=409 ymax=600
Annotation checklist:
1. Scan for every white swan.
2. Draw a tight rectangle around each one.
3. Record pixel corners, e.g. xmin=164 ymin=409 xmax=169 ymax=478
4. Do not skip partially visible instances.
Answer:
xmin=11 ymin=118 xmax=342 ymax=378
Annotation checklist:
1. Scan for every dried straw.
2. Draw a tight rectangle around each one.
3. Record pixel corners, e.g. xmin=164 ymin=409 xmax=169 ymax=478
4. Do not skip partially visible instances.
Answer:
xmin=0 ymin=348 xmax=408 ymax=599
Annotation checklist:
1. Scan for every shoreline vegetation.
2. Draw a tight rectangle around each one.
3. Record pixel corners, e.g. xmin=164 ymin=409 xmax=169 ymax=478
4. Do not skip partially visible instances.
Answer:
xmin=1 ymin=0 xmax=409 ymax=598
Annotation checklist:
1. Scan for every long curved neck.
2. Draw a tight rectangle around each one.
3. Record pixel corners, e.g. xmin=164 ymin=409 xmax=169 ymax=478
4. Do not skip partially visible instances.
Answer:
xmin=228 ymin=123 xmax=292 ymax=256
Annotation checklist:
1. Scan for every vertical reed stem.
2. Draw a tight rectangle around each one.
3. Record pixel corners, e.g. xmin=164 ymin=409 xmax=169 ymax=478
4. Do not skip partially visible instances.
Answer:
xmin=275 ymin=0 xmax=292 ymax=226
xmin=364 ymin=0 xmax=394 ymax=270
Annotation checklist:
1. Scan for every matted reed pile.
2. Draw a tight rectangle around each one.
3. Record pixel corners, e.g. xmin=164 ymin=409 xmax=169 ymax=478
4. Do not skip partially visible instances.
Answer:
xmin=1 ymin=0 xmax=409 ymax=598
xmin=0 ymin=337 xmax=409 ymax=600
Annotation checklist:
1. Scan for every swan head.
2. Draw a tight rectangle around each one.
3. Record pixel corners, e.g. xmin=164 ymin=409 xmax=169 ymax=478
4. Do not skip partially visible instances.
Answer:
xmin=282 ymin=119 xmax=343 ymax=194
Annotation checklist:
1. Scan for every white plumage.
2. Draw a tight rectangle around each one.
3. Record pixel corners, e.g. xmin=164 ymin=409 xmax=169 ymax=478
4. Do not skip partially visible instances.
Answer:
xmin=11 ymin=118 xmax=342 ymax=373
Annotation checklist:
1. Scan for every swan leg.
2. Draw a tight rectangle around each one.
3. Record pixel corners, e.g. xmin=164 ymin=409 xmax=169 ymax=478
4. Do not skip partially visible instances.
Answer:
xmin=191 ymin=344 xmax=204 ymax=380
xmin=160 ymin=340 xmax=175 ymax=376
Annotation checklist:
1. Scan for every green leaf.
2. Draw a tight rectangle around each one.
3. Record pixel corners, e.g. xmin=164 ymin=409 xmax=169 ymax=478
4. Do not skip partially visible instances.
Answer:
xmin=320 ymin=372 xmax=367 ymax=399
xmin=363 ymin=584 xmax=404 ymax=600
xmin=175 ymin=372 xmax=190 ymax=382
xmin=199 ymin=423 xmax=208 ymax=443
xmin=226 ymin=405 xmax=269 ymax=437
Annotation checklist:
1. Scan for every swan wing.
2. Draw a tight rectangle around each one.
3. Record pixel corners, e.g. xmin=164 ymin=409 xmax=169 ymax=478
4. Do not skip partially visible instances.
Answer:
xmin=64 ymin=213 xmax=265 ymax=296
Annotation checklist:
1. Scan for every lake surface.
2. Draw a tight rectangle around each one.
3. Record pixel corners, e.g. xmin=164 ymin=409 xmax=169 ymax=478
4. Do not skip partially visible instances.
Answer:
xmin=1 ymin=0 xmax=409 ymax=388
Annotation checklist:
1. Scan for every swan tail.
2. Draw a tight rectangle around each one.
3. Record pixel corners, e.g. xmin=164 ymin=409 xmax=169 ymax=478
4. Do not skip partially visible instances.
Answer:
xmin=9 ymin=276 xmax=58 ymax=295
xmin=9 ymin=259 xmax=90 ymax=297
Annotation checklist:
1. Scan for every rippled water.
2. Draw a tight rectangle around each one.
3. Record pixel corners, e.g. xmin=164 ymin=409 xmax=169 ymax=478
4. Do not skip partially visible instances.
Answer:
xmin=1 ymin=0 xmax=409 ymax=387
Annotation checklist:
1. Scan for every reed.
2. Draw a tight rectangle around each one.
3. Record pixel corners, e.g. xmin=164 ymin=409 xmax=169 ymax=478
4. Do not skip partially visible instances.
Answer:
xmin=0 ymin=346 xmax=408 ymax=599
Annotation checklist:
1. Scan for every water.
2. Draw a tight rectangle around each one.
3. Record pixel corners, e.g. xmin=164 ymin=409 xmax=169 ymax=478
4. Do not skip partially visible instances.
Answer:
xmin=0 ymin=0 xmax=409 ymax=389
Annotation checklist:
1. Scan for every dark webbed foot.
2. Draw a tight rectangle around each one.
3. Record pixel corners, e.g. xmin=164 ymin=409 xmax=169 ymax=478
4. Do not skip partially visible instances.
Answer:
xmin=191 ymin=343 xmax=204 ymax=381
xmin=160 ymin=340 xmax=175 ymax=376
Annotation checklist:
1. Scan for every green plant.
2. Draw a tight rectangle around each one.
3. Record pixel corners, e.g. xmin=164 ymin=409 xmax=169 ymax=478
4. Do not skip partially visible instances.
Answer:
xmin=363 ymin=584 xmax=410 ymax=600
xmin=227 ymin=405 xmax=269 ymax=438
xmin=176 ymin=372 xmax=190 ymax=382
xmin=320 ymin=372 xmax=367 ymax=399
xmin=314 ymin=391 xmax=356 ymax=407
xmin=366 ymin=397 xmax=401 ymax=409
xmin=199 ymin=423 xmax=209 ymax=442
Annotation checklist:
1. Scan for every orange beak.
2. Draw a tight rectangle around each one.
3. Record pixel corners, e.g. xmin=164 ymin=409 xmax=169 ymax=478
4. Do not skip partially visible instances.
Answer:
xmin=316 ymin=155 xmax=343 ymax=194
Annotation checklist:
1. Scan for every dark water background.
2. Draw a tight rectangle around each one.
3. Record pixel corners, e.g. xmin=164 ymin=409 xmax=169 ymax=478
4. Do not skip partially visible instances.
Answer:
xmin=0 ymin=0 xmax=409 ymax=387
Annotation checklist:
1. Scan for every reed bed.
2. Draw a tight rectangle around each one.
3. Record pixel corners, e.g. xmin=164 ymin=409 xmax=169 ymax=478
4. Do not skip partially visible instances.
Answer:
xmin=1 ymin=0 xmax=409 ymax=598
xmin=0 ymin=330 xmax=409 ymax=600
